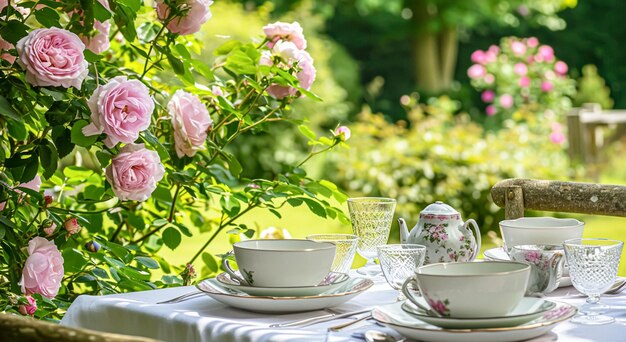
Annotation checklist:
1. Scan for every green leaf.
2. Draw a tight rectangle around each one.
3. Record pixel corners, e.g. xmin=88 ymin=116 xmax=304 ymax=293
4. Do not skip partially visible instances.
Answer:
xmin=20 ymin=154 xmax=39 ymax=183
xmin=34 ymin=7 xmax=61 ymax=28
xmin=114 ymin=2 xmax=138 ymax=42
xmin=93 ymin=0 xmax=112 ymax=21
xmin=71 ymin=120 xmax=99 ymax=147
xmin=137 ymin=22 xmax=160 ymax=43
xmin=135 ymin=256 xmax=159 ymax=269
xmin=62 ymin=249 xmax=87 ymax=273
xmin=214 ymin=41 xmax=241 ymax=56
xmin=95 ymin=150 xmax=112 ymax=167
xmin=201 ymin=252 xmax=218 ymax=273
xmin=39 ymin=141 xmax=58 ymax=180
xmin=0 ymin=20 xmax=29 ymax=44
xmin=0 ymin=95 xmax=21 ymax=121
xmin=52 ymin=126 xmax=75 ymax=159
xmin=45 ymin=102 xmax=75 ymax=126
xmin=298 ymin=125 xmax=317 ymax=140
xmin=83 ymin=49 xmax=101 ymax=62
xmin=287 ymin=198 xmax=303 ymax=207
xmin=7 ymin=120 xmax=27 ymax=141
xmin=141 ymin=131 xmax=169 ymax=162
xmin=151 ymin=185 xmax=172 ymax=203
xmin=225 ymin=47 xmax=258 ymax=75
xmin=166 ymin=52 xmax=186 ymax=75
xmin=83 ymin=184 xmax=104 ymax=200
xmin=162 ymin=227 xmax=181 ymax=250
xmin=190 ymin=59 xmax=214 ymax=80
xmin=301 ymin=197 xmax=327 ymax=218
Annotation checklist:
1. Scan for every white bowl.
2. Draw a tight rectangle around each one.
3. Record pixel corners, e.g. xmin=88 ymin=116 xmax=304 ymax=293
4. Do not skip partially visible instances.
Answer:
xmin=499 ymin=217 xmax=584 ymax=252
xmin=229 ymin=239 xmax=336 ymax=287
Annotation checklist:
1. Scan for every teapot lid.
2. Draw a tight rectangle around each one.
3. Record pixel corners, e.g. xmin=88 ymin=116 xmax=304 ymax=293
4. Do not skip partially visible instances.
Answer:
xmin=421 ymin=201 xmax=459 ymax=215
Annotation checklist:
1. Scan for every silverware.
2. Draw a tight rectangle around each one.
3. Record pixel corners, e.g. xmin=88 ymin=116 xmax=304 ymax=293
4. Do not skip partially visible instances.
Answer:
xmin=269 ymin=308 xmax=370 ymax=328
xmin=327 ymin=312 xmax=372 ymax=332
xmin=157 ymin=290 xmax=202 ymax=304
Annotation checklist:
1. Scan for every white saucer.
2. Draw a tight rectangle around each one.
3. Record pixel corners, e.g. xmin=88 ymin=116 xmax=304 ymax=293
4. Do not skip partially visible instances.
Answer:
xmin=401 ymin=297 xmax=556 ymax=329
xmin=372 ymin=300 xmax=577 ymax=342
xmin=483 ymin=247 xmax=572 ymax=287
xmin=196 ymin=277 xmax=373 ymax=313
xmin=215 ymin=271 xmax=349 ymax=297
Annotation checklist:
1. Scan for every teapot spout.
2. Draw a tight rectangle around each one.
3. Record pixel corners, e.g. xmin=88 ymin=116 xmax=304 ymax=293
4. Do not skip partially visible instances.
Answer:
xmin=398 ymin=218 xmax=409 ymax=244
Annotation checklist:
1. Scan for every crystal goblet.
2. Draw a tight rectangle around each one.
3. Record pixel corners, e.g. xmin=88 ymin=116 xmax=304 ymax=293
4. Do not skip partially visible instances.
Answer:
xmin=306 ymin=234 xmax=359 ymax=274
xmin=563 ymin=238 xmax=623 ymax=325
xmin=378 ymin=244 xmax=426 ymax=300
xmin=347 ymin=197 xmax=396 ymax=276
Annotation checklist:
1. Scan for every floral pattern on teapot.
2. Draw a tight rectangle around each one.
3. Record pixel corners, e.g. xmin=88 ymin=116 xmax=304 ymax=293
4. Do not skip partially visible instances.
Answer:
xmin=399 ymin=201 xmax=481 ymax=264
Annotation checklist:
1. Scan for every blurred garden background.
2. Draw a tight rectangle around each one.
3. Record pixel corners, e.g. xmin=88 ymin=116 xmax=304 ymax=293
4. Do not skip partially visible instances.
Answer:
xmin=161 ymin=0 xmax=626 ymax=275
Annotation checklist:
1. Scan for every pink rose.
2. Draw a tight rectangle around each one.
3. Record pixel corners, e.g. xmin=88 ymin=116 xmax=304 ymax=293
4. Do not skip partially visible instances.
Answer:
xmin=0 ymin=37 xmax=15 ymax=64
xmin=43 ymin=220 xmax=57 ymax=236
xmin=541 ymin=81 xmax=554 ymax=92
xmin=519 ymin=76 xmax=531 ymax=87
xmin=470 ymin=50 xmax=486 ymax=64
xmin=16 ymin=28 xmax=88 ymax=89
xmin=486 ymin=105 xmax=496 ymax=116
xmin=514 ymin=63 xmax=527 ymax=76
xmin=18 ymin=296 xmax=37 ymax=316
xmin=555 ymin=61 xmax=568 ymax=75
xmin=64 ymin=217 xmax=81 ymax=236
xmin=261 ymin=41 xmax=316 ymax=99
xmin=169 ymin=90 xmax=213 ymax=158
xmin=156 ymin=0 xmax=213 ymax=36
xmin=550 ymin=131 xmax=566 ymax=145
xmin=83 ymin=76 xmax=154 ymax=148
xmin=105 ymin=144 xmax=165 ymax=202
xmin=551 ymin=122 xmax=563 ymax=132
xmin=511 ymin=41 xmax=527 ymax=56
xmin=19 ymin=237 xmax=64 ymax=299
xmin=79 ymin=0 xmax=111 ymax=54
xmin=335 ymin=126 xmax=351 ymax=141
xmin=538 ymin=45 xmax=554 ymax=62
xmin=499 ymin=94 xmax=514 ymax=109
xmin=481 ymin=90 xmax=495 ymax=103
xmin=467 ymin=64 xmax=486 ymax=79
xmin=263 ymin=21 xmax=307 ymax=50
xmin=527 ymin=37 xmax=539 ymax=48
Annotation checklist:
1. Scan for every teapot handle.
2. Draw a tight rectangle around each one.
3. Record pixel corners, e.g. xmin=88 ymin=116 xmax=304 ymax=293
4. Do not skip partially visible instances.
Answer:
xmin=463 ymin=219 xmax=481 ymax=261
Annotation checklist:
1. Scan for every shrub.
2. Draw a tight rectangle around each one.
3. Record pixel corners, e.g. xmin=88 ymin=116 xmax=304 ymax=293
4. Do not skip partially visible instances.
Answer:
xmin=326 ymin=96 xmax=577 ymax=239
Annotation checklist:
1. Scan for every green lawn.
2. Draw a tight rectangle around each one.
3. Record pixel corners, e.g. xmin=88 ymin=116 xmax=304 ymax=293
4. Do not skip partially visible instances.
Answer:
xmin=162 ymin=202 xmax=626 ymax=277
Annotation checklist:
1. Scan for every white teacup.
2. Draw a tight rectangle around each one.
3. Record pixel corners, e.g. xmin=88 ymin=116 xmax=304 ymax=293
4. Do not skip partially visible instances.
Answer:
xmin=222 ymin=239 xmax=336 ymax=287
xmin=401 ymin=261 xmax=530 ymax=318
xmin=499 ymin=217 xmax=584 ymax=252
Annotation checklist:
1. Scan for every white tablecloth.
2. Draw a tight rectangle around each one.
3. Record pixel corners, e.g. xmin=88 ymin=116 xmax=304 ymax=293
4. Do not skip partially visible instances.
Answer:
xmin=61 ymin=276 xmax=626 ymax=342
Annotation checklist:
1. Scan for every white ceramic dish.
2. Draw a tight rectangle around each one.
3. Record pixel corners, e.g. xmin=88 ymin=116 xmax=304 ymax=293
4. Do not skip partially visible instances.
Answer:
xmin=483 ymin=247 xmax=572 ymax=287
xmin=372 ymin=300 xmax=577 ymax=342
xmin=215 ymin=271 xmax=349 ymax=297
xmin=401 ymin=297 xmax=556 ymax=329
xmin=196 ymin=277 xmax=373 ymax=313
xmin=499 ymin=217 xmax=584 ymax=252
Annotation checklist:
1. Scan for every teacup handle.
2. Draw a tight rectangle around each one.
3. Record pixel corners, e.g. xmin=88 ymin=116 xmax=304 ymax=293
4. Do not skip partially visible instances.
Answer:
xmin=546 ymin=253 xmax=564 ymax=293
xmin=221 ymin=251 xmax=249 ymax=285
xmin=401 ymin=277 xmax=440 ymax=316
xmin=463 ymin=219 xmax=482 ymax=261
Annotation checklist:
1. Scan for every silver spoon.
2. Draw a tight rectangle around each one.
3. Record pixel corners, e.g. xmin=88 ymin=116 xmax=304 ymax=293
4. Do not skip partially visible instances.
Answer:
xmin=364 ymin=330 xmax=406 ymax=342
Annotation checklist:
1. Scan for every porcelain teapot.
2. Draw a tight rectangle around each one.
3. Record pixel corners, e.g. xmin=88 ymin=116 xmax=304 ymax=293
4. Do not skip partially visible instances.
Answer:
xmin=398 ymin=201 xmax=481 ymax=264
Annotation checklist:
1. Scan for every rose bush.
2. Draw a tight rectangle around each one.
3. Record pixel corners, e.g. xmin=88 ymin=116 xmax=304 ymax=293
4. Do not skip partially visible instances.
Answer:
xmin=468 ymin=36 xmax=576 ymax=139
xmin=0 ymin=0 xmax=348 ymax=319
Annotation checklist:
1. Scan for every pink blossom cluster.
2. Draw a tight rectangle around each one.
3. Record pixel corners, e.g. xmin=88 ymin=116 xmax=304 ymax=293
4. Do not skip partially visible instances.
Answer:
xmin=468 ymin=37 xmax=575 ymax=124
xmin=261 ymin=22 xmax=316 ymax=99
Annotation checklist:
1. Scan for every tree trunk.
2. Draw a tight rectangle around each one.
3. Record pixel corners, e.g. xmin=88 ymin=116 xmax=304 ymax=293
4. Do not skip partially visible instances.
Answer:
xmin=407 ymin=0 xmax=459 ymax=93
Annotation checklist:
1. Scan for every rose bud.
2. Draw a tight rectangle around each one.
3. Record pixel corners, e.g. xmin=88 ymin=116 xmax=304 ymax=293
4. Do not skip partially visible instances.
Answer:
xmin=64 ymin=217 xmax=81 ymax=236
xmin=41 ymin=219 xmax=57 ymax=237
xmin=18 ymin=296 xmax=37 ymax=316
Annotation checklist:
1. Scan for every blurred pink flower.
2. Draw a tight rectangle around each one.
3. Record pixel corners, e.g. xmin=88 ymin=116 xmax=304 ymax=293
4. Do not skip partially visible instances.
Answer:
xmin=488 ymin=45 xmax=500 ymax=54
xmin=335 ymin=126 xmax=351 ymax=141
xmin=263 ymin=21 xmax=307 ymax=50
xmin=80 ymin=0 xmax=111 ymax=54
xmin=550 ymin=131 xmax=566 ymax=144
xmin=555 ymin=61 xmax=568 ymax=75
xmin=484 ymin=74 xmax=495 ymax=84
xmin=551 ymin=122 xmax=563 ymax=132
xmin=511 ymin=41 xmax=527 ymax=56
xmin=514 ymin=63 xmax=527 ymax=75
xmin=211 ymin=85 xmax=223 ymax=96
xmin=471 ymin=50 xmax=486 ymax=64
xmin=499 ymin=94 xmax=514 ymax=109
xmin=43 ymin=222 xmax=57 ymax=237
xmin=0 ymin=37 xmax=15 ymax=64
xmin=527 ymin=37 xmax=539 ymax=48
xmin=481 ymin=90 xmax=495 ymax=103
xmin=541 ymin=81 xmax=554 ymax=92
xmin=519 ymin=76 xmax=531 ymax=87
xmin=486 ymin=105 xmax=496 ymax=116
xmin=467 ymin=64 xmax=486 ymax=79
xmin=20 ymin=237 xmax=64 ymax=299
xmin=538 ymin=45 xmax=554 ymax=62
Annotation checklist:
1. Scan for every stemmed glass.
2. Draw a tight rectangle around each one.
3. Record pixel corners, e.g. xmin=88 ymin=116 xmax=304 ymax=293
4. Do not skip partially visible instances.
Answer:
xmin=347 ymin=197 xmax=396 ymax=276
xmin=378 ymin=244 xmax=426 ymax=300
xmin=563 ymin=238 xmax=623 ymax=325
